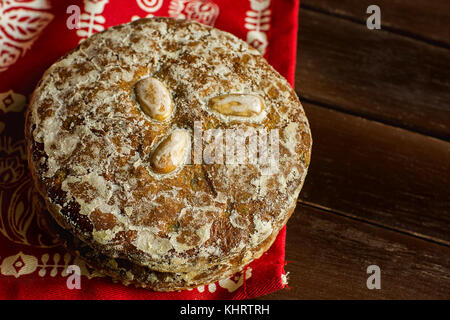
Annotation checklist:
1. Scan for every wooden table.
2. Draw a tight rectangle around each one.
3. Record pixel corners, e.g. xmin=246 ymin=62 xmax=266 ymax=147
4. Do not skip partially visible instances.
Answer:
xmin=262 ymin=1 xmax=450 ymax=299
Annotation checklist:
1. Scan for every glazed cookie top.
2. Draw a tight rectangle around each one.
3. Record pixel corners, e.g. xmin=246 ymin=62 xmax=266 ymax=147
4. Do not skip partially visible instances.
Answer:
xmin=26 ymin=18 xmax=311 ymax=273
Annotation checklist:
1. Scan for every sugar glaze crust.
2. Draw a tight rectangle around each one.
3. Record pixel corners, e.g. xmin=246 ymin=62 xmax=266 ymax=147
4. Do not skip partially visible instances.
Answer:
xmin=51 ymin=206 xmax=294 ymax=291
xmin=26 ymin=18 xmax=312 ymax=277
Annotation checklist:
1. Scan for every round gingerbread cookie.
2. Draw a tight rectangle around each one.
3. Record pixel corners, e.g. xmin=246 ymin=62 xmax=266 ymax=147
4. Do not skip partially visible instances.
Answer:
xmin=26 ymin=18 xmax=311 ymax=287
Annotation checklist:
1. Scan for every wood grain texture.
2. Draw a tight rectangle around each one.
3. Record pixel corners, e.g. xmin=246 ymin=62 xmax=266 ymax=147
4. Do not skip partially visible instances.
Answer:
xmin=260 ymin=204 xmax=450 ymax=299
xmin=301 ymin=0 xmax=450 ymax=47
xmin=299 ymin=103 xmax=450 ymax=244
xmin=259 ymin=2 xmax=450 ymax=300
xmin=296 ymin=9 xmax=450 ymax=140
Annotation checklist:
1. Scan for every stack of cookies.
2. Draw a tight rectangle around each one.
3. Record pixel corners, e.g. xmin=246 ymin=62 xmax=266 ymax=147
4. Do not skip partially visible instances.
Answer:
xmin=25 ymin=18 xmax=312 ymax=291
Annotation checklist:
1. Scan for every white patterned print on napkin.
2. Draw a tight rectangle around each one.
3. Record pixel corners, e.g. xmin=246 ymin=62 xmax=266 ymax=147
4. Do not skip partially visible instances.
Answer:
xmin=0 ymin=0 xmax=54 ymax=72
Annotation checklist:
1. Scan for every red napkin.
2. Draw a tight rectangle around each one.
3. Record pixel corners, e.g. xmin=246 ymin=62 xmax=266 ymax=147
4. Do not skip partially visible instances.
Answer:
xmin=0 ymin=0 xmax=299 ymax=299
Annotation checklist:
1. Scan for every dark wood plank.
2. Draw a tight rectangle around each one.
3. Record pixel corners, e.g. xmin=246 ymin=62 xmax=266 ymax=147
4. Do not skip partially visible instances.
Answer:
xmin=301 ymin=0 xmax=450 ymax=47
xmin=296 ymin=9 xmax=450 ymax=140
xmin=261 ymin=204 xmax=450 ymax=299
xmin=299 ymin=103 xmax=450 ymax=244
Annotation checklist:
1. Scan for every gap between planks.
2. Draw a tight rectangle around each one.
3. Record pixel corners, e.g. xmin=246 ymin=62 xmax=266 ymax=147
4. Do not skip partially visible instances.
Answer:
xmin=260 ymin=204 xmax=450 ymax=299
xmin=300 ymin=4 xmax=450 ymax=50
xmin=295 ymin=8 xmax=450 ymax=140
xmin=297 ymin=96 xmax=450 ymax=144
xmin=294 ymin=103 xmax=450 ymax=246
xmin=298 ymin=200 xmax=450 ymax=248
